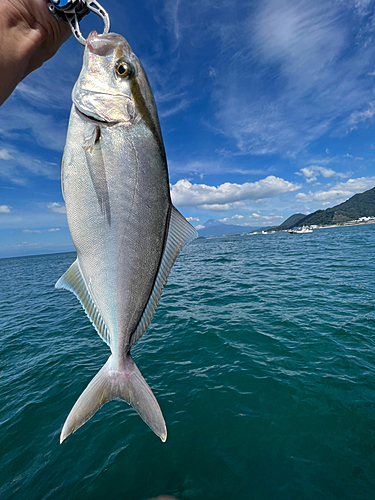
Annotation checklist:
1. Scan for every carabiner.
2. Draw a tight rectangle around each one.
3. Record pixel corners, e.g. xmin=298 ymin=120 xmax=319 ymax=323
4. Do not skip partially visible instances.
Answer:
xmin=47 ymin=0 xmax=110 ymax=46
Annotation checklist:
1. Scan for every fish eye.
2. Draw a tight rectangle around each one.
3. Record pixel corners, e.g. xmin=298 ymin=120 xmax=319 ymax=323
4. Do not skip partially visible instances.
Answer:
xmin=115 ymin=61 xmax=134 ymax=78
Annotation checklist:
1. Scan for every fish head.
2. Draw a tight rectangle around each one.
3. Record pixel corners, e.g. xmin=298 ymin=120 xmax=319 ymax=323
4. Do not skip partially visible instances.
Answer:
xmin=73 ymin=31 xmax=161 ymax=133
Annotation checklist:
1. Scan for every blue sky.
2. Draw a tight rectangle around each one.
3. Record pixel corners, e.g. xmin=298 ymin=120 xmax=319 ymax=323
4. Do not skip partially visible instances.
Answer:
xmin=1 ymin=0 xmax=375 ymax=257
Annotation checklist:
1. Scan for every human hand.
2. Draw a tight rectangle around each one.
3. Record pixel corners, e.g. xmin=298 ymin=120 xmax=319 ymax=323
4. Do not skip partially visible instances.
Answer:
xmin=0 ymin=0 xmax=71 ymax=105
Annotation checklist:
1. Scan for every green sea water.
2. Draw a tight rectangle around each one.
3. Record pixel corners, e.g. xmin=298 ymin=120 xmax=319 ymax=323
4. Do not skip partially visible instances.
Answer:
xmin=1 ymin=224 xmax=375 ymax=500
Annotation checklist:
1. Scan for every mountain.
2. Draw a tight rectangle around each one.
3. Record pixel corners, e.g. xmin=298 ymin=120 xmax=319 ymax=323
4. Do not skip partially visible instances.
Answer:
xmin=197 ymin=219 xmax=259 ymax=237
xmin=276 ymin=186 xmax=375 ymax=230
xmin=276 ymin=213 xmax=306 ymax=230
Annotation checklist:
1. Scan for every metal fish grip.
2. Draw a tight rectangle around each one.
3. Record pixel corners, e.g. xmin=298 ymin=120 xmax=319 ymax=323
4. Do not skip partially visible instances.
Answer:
xmin=47 ymin=0 xmax=110 ymax=45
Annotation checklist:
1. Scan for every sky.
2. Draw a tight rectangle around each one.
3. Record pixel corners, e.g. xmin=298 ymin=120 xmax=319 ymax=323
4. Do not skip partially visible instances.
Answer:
xmin=1 ymin=0 xmax=375 ymax=257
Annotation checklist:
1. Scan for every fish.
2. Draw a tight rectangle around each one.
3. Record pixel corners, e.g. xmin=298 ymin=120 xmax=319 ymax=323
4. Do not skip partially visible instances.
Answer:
xmin=56 ymin=31 xmax=197 ymax=443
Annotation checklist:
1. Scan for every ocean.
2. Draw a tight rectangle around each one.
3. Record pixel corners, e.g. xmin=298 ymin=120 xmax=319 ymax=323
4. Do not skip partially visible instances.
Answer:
xmin=1 ymin=224 xmax=375 ymax=500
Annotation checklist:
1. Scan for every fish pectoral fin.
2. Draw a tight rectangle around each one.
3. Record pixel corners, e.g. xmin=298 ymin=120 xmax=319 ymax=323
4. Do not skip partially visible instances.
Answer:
xmin=130 ymin=205 xmax=198 ymax=347
xmin=60 ymin=355 xmax=167 ymax=443
xmin=55 ymin=259 xmax=111 ymax=347
xmin=82 ymin=125 xmax=101 ymax=153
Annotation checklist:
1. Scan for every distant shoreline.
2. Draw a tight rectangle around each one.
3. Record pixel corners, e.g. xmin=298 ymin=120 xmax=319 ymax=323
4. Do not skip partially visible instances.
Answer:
xmin=198 ymin=218 xmax=375 ymax=240
xmin=314 ymin=219 xmax=375 ymax=229
xmin=263 ymin=218 xmax=375 ymax=234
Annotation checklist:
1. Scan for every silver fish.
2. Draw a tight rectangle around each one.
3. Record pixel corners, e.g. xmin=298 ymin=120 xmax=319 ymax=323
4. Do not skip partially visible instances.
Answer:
xmin=56 ymin=31 xmax=197 ymax=443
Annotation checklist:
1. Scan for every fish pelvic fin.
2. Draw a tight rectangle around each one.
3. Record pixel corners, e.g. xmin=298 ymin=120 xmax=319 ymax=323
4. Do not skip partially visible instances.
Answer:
xmin=60 ymin=355 xmax=167 ymax=444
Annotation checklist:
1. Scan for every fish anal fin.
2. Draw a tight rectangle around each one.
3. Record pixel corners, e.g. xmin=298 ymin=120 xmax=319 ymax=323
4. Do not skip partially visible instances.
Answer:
xmin=130 ymin=205 xmax=198 ymax=347
xmin=55 ymin=259 xmax=111 ymax=347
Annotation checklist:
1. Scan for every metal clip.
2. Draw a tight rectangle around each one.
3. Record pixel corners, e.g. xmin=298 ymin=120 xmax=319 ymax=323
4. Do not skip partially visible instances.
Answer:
xmin=47 ymin=0 xmax=110 ymax=46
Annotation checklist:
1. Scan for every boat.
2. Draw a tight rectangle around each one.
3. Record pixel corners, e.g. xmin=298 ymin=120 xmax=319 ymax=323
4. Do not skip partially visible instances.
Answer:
xmin=288 ymin=227 xmax=313 ymax=234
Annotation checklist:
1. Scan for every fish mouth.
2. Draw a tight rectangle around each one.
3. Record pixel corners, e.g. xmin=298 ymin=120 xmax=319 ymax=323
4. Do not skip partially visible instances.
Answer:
xmin=75 ymin=105 xmax=118 ymax=125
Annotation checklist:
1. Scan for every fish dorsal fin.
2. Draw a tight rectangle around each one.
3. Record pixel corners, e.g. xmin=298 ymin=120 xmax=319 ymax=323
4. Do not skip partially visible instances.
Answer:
xmin=130 ymin=205 xmax=198 ymax=347
xmin=55 ymin=259 xmax=111 ymax=347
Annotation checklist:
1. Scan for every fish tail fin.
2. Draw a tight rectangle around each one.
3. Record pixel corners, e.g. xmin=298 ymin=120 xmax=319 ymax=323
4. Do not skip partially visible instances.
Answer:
xmin=60 ymin=355 xmax=167 ymax=443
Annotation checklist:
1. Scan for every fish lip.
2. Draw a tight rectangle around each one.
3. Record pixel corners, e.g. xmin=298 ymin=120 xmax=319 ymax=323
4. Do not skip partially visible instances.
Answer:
xmin=74 ymin=105 xmax=119 ymax=126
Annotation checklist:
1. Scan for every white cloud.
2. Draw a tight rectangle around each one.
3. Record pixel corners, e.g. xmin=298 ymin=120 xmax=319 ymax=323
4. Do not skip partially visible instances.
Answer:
xmin=348 ymin=101 xmax=375 ymax=129
xmin=0 ymin=104 xmax=68 ymax=152
xmin=210 ymin=0 xmax=375 ymax=157
xmin=199 ymin=202 xmax=246 ymax=212
xmin=297 ymin=165 xmax=350 ymax=183
xmin=0 ymin=205 xmax=11 ymax=213
xmin=0 ymin=210 xmax=69 ymax=230
xmin=355 ymin=0 xmax=373 ymax=16
xmin=15 ymin=82 xmax=57 ymax=107
xmin=171 ymin=175 xmax=300 ymax=209
xmin=22 ymin=227 xmax=61 ymax=233
xmin=159 ymin=98 xmax=191 ymax=118
xmin=169 ymin=158 xmax=274 ymax=178
xmin=186 ymin=217 xmax=200 ymax=222
xmin=0 ymin=144 xmax=60 ymax=185
xmin=296 ymin=176 xmax=375 ymax=204
xmin=47 ymin=202 xmax=66 ymax=214
xmin=164 ymin=0 xmax=181 ymax=42
xmin=14 ymin=82 xmax=71 ymax=109
xmin=220 ymin=212 xmax=284 ymax=226
xmin=195 ymin=224 xmax=205 ymax=230
xmin=0 ymin=149 xmax=12 ymax=160
xmin=13 ymin=53 xmax=76 ymax=110
xmin=219 ymin=214 xmax=244 ymax=222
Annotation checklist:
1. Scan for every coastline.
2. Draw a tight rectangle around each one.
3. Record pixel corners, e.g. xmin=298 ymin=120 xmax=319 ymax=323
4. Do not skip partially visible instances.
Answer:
xmin=315 ymin=219 xmax=375 ymax=229
xmin=199 ymin=218 xmax=375 ymax=240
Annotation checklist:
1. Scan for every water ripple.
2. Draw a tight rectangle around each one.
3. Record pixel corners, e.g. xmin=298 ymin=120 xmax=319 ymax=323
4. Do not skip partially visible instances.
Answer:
xmin=1 ymin=226 xmax=375 ymax=499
